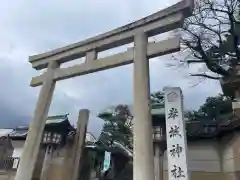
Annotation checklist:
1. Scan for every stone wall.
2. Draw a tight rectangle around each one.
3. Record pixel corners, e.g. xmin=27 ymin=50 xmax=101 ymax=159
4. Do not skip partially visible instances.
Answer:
xmin=226 ymin=132 xmax=240 ymax=180
xmin=4 ymin=132 xmax=240 ymax=180
xmin=44 ymin=137 xmax=232 ymax=180
xmin=163 ymin=140 xmax=222 ymax=180
xmin=163 ymin=140 xmax=221 ymax=171
xmin=161 ymin=132 xmax=240 ymax=180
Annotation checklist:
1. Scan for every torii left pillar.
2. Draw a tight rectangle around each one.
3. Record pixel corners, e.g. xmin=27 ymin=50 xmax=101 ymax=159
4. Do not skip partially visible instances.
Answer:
xmin=14 ymin=61 xmax=59 ymax=180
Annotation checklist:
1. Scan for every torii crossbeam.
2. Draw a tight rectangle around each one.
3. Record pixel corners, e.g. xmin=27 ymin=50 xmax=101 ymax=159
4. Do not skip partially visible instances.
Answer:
xmin=14 ymin=1 xmax=194 ymax=180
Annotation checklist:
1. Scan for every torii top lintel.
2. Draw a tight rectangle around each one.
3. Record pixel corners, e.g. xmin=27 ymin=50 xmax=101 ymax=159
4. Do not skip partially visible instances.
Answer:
xmin=29 ymin=0 xmax=193 ymax=70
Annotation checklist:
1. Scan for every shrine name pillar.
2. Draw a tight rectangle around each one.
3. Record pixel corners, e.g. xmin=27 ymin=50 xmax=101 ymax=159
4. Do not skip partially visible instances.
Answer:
xmin=14 ymin=61 xmax=59 ymax=180
xmin=133 ymin=32 xmax=155 ymax=180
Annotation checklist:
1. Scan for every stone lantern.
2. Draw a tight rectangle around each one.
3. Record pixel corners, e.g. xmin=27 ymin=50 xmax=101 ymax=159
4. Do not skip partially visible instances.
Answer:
xmin=151 ymin=103 xmax=166 ymax=180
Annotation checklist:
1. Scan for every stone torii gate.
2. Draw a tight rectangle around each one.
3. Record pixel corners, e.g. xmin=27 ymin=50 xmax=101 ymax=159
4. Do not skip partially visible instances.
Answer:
xmin=14 ymin=1 xmax=193 ymax=180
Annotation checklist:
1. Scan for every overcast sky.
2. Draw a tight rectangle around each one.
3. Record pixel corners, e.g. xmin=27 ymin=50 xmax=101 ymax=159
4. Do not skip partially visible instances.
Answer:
xmin=0 ymin=0 xmax=222 ymax=136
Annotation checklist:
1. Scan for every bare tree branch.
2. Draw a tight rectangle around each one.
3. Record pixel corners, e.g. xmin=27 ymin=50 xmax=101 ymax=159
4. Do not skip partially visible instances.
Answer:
xmin=187 ymin=60 xmax=205 ymax=63
xmin=190 ymin=73 xmax=221 ymax=79
xmin=171 ymin=0 xmax=240 ymax=83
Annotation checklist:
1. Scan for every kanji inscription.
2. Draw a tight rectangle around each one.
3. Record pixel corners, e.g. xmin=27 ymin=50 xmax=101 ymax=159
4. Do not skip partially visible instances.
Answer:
xmin=171 ymin=165 xmax=185 ymax=179
xmin=168 ymin=107 xmax=179 ymax=119
xmin=169 ymin=125 xmax=182 ymax=138
xmin=170 ymin=144 xmax=183 ymax=158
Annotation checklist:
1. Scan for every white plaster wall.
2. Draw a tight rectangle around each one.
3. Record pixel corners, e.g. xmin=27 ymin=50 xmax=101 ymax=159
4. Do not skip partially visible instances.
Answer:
xmin=0 ymin=129 xmax=13 ymax=137
xmin=11 ymin=141 xmax=25 ymax=157
xmin=163 ymin=140 xmax=221 ymax=172
xmin=12 ymin=148 xmax=22 ymax=158
xmin=12 ymin=147 xmax=23 ymax=169
xmin=11 ymin=141 xmax=25 ymax=169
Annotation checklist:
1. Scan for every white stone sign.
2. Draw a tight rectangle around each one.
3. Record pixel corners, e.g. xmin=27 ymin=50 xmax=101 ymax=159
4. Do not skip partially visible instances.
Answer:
xmin=164 ymin=87 xmax=189 ymax=180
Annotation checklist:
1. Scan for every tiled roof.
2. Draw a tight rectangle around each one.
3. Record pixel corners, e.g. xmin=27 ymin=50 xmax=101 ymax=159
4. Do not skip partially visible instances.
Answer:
xmin=0 ymin=114 xmax=72 ymax=140
xmin=8 ymin=128 xmax=28 ymax=138
xmin=186 ymin=114 xmax=240 ymax=139
xmin=46 ymin=114 xmax=69 ymax=124
xmin=85 ymin=141 xmax=133 ymax=158
xmin=98 ymin=104 xmax=165 ymax=119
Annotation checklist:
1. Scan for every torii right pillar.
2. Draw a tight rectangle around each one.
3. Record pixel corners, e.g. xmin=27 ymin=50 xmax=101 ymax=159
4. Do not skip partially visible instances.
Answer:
xmin=133 ymin=32 xmax=155 ymax=180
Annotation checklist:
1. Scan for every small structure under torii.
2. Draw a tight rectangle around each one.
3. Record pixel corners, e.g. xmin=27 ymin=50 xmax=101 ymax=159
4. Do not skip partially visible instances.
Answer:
xmin=14 ymin=1 xmax=194 ymax=180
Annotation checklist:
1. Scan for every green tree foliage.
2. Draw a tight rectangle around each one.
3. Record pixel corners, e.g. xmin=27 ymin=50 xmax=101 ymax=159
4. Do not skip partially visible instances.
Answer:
xmin=98 ymin=105 xmax=133 ymax=148
xmin=98 ymin=92 xmax=166 ymax=149
xmin=98 ymin=91 xmax=167 ymax=148
xmin=184 ymin=110 xmax=199 ymax=120
xmin=150 ymin=91 xmax=165 ymax=104
xmin=150 ymin=92 xmax=233 ymax=122
xmin=187 ymin=94 xmax=233 ymax=121
xmin=178 ymin=0 xmax=240 ymax=80
xmin=98 ymin=92 xmax=233 ymax=149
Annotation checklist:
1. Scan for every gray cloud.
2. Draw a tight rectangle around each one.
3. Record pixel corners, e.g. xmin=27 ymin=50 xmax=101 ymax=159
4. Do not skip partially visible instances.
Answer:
xmin=0 ymin=0 xmax=222 ymax=136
